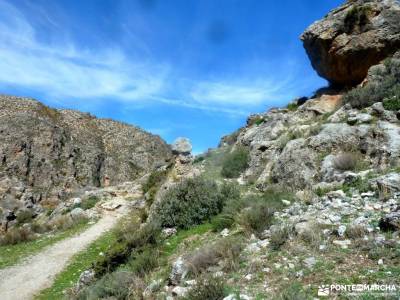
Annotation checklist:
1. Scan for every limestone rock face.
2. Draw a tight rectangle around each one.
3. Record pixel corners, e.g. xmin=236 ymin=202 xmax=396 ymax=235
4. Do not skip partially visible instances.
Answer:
xmin=218 ymin=94 xmax=400 ymax=190
xmin=301 ymin=0 xmax=400 ymax=86
xmin=0 ymin=95 xmax=172 ymax=213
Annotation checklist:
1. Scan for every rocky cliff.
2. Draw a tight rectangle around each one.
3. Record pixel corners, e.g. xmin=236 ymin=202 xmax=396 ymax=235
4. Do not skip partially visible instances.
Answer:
xmin=301 ymin=0 xmax=400 ymax=86
xmin=219 ymin=0 xmax=400 ymax=192
xmin=0 ymin=95 xmax=172 ymax=216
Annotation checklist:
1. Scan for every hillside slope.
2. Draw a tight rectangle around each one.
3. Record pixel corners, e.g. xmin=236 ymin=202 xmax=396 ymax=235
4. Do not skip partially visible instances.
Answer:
xmin=0 ymin=95 xmax=172 ymax=225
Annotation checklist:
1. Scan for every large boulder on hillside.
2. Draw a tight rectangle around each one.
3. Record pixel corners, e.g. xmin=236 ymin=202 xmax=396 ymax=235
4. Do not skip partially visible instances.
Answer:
xmin=301 ymin=0 xmax=400 ymax=86
xmin=172 ymin=137 xmax=192 ymax=155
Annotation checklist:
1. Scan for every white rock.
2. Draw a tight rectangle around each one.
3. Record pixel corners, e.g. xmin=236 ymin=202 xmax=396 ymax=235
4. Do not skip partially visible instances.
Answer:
xmin=172 ymin=137 xmax=192 ymax=154
xmin=143 ymin=279 xmax=163 ymax=297
xmin=72 ymin=197 xmax=82 ymax=205
xmin=282 ymin=199 xmax=291 ymax=206
xmin=262 ymin=267 xmax=271 ymax=273
xmin=295 ymin=270 xmax=304 ymax=278
xmin=220 ymin=228 xmax=230 ymax=237
xmin=378 ymin=259 xmax=384 ymax=265
xmin=224 ymin=294 xmax=252 ymax=300
xmin=304 ymin=257 xmax=316 ymax=268
xmin=70 ymin=207 xmax=86 ymax=220
xmin=333 ymin=239 xmax=352 ymax=249
xmin=329 ymin=214 xmax=341 ymax=223
xmin=361 ymin=192 xmax=375 ymax=197
xmin=76 ymin=269 xmax=95 ymax=290
xmin=245 ymin=243 xmax=261 ymax=253
xmin=245 ymin=274 xmax=252 ymax=281
xmin=257 ymin=239 xmax=269 ymax=248
xmin=327 ymin=190 xmax=346 ymax=199
xmin=214 ymin=271 xmax=224 ymax=277
xmin=172 ymin=286 xmax=189 ymax=297
xmin=338 ymin=225 xmax=347 ymax=237
xmin=185 ymin=279 xmax=197 ymax=286
xmin=169 ymin=257 xmax=189 ymax=285
xmin=162 ymin=228 xmax=177 ymax=238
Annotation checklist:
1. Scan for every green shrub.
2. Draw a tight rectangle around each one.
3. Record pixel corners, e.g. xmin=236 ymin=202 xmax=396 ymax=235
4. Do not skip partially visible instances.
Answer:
xmin=219 ymin=182 xmax=241 ymax=203
xmin=211 ymin=214 xmax=236 ymax=232
xmin=193 ymin=156 xmax=205 ymax=164
xmin=212 ymin=187 xmax=290 ymax=233
xmin=81 ymin=196 xmax=100 ymax=210
xmin=221 ymin=147 xmax=249 ymax=178
xmin=182 ymin=275 xmax=226 ymax=300
xmin=342 ymin=177 xmax=370 ymax=194
xmin=77 ymin=271 xmax=135 ymax=300
xmin=143 ymin=169 xmax=168 ymax=205
xmin=128 ymin=248 xmax=159 ymax=276
xmin=154 ymin=177 xmax=225 ymax=229
xmin=16 ymin=210 xmax=34 ymax=224
xmin=238 ymin=203 xmax=275 ymax=236
xmin=343 ymin=5 xmax=371 ymax=33
xmin=211 ymin=183 xmax=241 ymax=231
xmin=143 ymin=169 xmax=168 ymax=194
xmin=286 ymin=102 xmax=298 ymax=111
xmin=343 ymin=58 xmax=400 ymax=108
xmin=383 ymin=93 xmax=400 ymax=111
xmin=248 ymin=115 xmax=265 ymax=126
xmin=94 ymin=221 xmax=161 ymax=276
xmin=93 ymin=240 xmax=131 ymax=276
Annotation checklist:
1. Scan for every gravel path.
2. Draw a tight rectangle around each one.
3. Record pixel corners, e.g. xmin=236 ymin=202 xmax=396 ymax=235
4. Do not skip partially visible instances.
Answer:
xmin=0 ymin=206 xmax=128 ymax=300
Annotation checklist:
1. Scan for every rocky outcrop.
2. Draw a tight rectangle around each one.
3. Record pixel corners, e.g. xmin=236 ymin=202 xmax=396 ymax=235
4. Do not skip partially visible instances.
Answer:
xmin=219 ymin=96 xmax=400 ymax=190
xmin=0 ymin=95 xmax=172 ymax=218
xmin=301 ymin=0 xmax=400 ymax=86
xmin=172 ymin=137 xmax=192 ymax=155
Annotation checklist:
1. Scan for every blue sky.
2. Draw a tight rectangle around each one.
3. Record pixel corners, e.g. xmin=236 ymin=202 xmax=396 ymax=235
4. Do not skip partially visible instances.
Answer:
xmin=0 ymin=0 xmax=343 ymax=153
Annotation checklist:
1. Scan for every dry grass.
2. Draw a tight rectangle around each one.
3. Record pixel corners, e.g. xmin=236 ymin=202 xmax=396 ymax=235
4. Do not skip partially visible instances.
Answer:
xmin=186 ymin=237 xmax=243 ymax=275
xmin=0 ymin=227 xmax=34 ymax=245
xmin=297 ymin=223 xmax=323 ymax=249
xmin=270 ymin=224 xmax=293 ymax=250
xmin=333 ymin=153 xmax=357 ymax=171
xmin=345 ymin=225 xmax=367 ymax=239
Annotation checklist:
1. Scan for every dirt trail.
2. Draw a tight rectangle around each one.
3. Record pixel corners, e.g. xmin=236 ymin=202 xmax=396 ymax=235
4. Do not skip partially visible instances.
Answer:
xmin=0 ymin=203 xmax=129 ymax=300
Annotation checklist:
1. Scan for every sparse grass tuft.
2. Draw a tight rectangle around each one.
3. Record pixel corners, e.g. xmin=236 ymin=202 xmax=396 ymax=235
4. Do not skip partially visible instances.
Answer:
xmin=286 ymin=102 xmax=298 ymax=111
xmin=270 ymin=224 xmax=292 ymax=251
xmin=0 ymin=227 xmax=34 ymax=245
xmin=16 ymin=210 xmax=34 ymax=224
xmin=80 ymin=196 xmax=100 ymax=210
xmin=343 ymin=58 xmax=400 ymax=108
xmin=186 ymin=237 xmax=243 ymax=275
xmin=182 ymin=274 xmax=226 ymax=300
xmin=142 ymin=169 xmax=169 ymax=205
xmin=346 ymin=225 xmax=367 ymax=239
xmin=333 ymin=153 xmax=358 ymax=171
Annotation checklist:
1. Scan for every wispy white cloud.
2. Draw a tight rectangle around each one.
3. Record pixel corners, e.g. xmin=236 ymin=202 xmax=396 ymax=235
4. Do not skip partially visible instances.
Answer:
xmin=189 ymin=76 xmax=295 ymax=107
xmin=0 ymin=0 xmax=168 ymax=101
xmin=0 ymin=0 xmax=310 ymax=116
